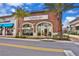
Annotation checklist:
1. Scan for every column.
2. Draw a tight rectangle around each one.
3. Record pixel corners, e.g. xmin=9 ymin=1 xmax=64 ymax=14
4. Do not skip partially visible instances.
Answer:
xmin=13 ymin=20 xmax=17 ymax=37
xmin=3 ymin=27 xmax=5 ymax=36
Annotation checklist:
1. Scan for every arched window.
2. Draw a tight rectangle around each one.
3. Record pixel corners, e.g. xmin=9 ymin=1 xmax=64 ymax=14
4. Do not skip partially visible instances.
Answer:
xmin=0 ymin=27 xmax=3 ymax=35
xmin=36 ymin=22 xmax=52 ymax=36
xmin=22 ymin=23 xmax=33 ymax=36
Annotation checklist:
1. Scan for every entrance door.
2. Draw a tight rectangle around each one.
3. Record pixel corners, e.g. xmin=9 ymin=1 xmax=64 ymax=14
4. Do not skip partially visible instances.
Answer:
xmin=0 ymin=28 xmax=3 ymax=35
xmin=37 ymin=22 xmax=52 ymax=36
xmin=22 ymin=24 xmax=33 ymax=36
xmin=44 ymin=28 xmax=47 ymax=36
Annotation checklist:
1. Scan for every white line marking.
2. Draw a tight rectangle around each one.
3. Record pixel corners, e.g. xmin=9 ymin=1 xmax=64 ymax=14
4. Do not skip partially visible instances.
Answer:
xmin=64 ymin=50 xmax=76 ymax=56
xmin=74 ymin=42 xmax=79 ymax=45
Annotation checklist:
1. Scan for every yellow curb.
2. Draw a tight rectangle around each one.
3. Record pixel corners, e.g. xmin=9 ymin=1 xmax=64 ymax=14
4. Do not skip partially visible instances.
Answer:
xmin=0 ymin=43 xmax=64 ymax=52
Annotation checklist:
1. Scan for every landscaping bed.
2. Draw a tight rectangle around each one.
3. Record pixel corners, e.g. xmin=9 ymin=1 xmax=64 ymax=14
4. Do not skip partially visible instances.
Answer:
xmin=53 ymin=34 xmax=70 ymax=41
xmin=15 ymin=36 xmax=53 ymax=39
xmin=14 ymin=34 xmax=70 ymax=41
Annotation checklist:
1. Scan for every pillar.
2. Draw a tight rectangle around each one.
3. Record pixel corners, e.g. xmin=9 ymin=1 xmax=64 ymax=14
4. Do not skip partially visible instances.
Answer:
xmin=3 ymin=27 xmax=5 ymax=36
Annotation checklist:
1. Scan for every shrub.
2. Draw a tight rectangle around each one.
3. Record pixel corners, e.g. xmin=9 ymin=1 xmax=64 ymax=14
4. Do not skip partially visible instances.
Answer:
xmin=53 ymin=34 xmax=70 ymax=41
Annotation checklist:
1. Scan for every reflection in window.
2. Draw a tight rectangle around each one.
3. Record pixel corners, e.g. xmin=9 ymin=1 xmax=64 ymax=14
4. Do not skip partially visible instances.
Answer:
xmin=76 ymin=26 xmax=79 ymax=30
xmin=22 ymin=24 xmax=33 ymax=36
xmin=5 ymin=28 xmax=13 ymax=35
xmin=0 ymin=28 xmax=3 ymax=35
xmin=37 ymin=23 xmax=52 ymax=36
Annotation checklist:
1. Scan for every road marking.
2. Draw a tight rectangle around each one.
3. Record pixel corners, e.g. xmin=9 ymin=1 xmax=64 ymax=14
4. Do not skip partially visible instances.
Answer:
xmin=74 ymin=42 xmax=79 ymax=45
xmin=64 ymin=50 xmax=76 ymax=56
xmin=0 ymin=43 xmax=64 ymax=52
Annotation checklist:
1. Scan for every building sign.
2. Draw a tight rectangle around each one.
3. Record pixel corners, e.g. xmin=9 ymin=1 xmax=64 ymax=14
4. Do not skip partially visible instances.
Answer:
xmin=24 ymin=15 xmax=48 ymax=21
xmin=4 ymin=18 xmax=10 ymax=22
xmin=0 ymin=18 xmax=10 ymax=23
xmin=0 ymin=17 xmax=15 ymax=23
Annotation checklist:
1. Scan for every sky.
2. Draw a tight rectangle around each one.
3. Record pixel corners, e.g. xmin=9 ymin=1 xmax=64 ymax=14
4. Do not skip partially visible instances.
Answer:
xmin=0 ymin=3 xmax=79 ymax=28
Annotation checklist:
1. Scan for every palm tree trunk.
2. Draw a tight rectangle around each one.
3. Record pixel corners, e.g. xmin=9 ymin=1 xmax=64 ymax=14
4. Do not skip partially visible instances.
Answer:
xmin=16 ymin=18 xmax=23 ymax=37
xmin=19 ymin=17 xmax=23 ymax=37
xmin=16 ymin=18 xmax=20 ymax=37
xmin=58 ymin=11 xmax=62 ymax=39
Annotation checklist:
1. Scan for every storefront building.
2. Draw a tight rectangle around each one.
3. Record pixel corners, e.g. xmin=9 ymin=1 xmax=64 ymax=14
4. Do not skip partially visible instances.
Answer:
xmin=69 ymin=17 xmax=79 ymax=34
xmin=0 ymin=11 xmax=61 ymax=37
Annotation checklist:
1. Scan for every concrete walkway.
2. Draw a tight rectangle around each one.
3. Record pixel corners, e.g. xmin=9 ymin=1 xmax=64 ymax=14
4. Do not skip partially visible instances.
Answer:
xmin=0 ymin=37 xmax=73 ymax=44
xmin=69 ymin=35 xmax=79 ymax=42
xmin=69 ymin=35 xmax=79 ymax=38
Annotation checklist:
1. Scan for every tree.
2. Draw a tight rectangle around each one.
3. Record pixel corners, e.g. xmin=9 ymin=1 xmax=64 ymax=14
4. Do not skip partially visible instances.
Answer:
xmin=44 ymin=3 xmax=79 ymax=39
xmin=12 ymin=7 xmax=30 ymax=37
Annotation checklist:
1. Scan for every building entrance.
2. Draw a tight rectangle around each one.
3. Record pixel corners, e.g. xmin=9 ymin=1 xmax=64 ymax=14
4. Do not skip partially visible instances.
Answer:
xmin=22 ymin=24 xmax=33 ymax=36
xmin=37 ymin=22 xmax=52 ymax=36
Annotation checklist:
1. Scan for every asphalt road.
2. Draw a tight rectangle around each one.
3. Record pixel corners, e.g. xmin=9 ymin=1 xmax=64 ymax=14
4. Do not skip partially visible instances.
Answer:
xmin=0 ymin=38 xmax=79 ymax=56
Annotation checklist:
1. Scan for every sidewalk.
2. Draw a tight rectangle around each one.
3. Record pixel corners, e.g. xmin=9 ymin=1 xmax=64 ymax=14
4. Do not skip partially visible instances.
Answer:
xmin=69 ymin=34 xmax=79 ymax=41
xmin=0 ymin=37 xmax=41 ymax=41
xmin=0 ymin=37 xmax=56 ymax=42
xmin=0 ymin=37 xmax=73 ymax=43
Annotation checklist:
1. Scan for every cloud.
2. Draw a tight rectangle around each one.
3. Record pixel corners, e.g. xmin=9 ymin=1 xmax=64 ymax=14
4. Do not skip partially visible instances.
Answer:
xmin=63 ymin=16 xmax=76 ymax=28
xmin=7 ymin=3 xmax=23 ymax=7
xmin=63 ymin=19 xmax=69 ymax=28
xmin=66 ymin=16 xmax=76 ymax=22
xmin=11 ymin=8 xmax=16 ymax=12
xmin=0 ymin=4 xmax=16 ymax=16
xmin=66 ymin=10 xmax=78 ymax=13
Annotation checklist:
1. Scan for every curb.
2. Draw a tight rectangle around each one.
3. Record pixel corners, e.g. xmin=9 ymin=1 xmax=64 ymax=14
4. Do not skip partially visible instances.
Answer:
xmin=0 ymin=37 xmax=41 ymax=41
xmin=0 ymin=37 xmax=73 ymax=43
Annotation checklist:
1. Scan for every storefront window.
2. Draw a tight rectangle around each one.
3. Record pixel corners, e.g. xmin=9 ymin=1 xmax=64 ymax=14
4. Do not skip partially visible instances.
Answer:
xmin=76 ymin=26 xmax=79 ymax=30
xmin=5 ymin=28 xmax=13 ymax=35
xmin=22 ymin=24 xmax=33 ymax=36
xmin=0 ymin=28 xmax=3 ymax=35
xmin=37 ymin=22 xmax=52 ymax=36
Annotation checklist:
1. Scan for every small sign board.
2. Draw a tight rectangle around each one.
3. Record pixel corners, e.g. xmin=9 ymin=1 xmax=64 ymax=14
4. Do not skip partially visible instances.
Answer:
xmin=24 ymin=15 xmax=48 ymax=21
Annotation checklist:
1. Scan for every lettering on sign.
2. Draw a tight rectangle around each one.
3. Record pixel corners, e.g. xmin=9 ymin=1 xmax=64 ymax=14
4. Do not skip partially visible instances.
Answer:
xmin=24 ymin=15 xmax=48 ymax=21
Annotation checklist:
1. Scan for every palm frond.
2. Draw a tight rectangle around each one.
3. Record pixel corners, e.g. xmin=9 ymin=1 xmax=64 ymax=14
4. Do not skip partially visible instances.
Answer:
xmin=12 ymin=8 xmax=30 ymax=18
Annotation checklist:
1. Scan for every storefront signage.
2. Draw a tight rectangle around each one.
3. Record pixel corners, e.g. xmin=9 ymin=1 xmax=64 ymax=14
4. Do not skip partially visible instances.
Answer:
xmin=4 ymin=18 xmax=10 ymax=22
xmin=24 ymin=15 xmax=48 ymax=21
xmin=0 ymin=17 xmax=15 ymax=23
xmin=0 ymin=18 xmax=10 ymax=23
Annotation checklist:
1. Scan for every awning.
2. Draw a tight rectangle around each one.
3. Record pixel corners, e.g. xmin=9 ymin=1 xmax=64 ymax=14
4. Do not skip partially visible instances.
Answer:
xmin=0 ymin=23 xmax=14 ymax=28
xmin=3 ymin=23 xmax=14 ymax=28
xmin=0 ymin=24 xmax=2 ymax=28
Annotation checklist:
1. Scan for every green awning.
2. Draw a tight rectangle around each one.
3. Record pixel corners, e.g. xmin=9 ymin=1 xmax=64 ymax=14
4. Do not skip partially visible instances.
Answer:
xmin=0 ymin=24 xmax=2 ymax=28
xmin=0 ymin=23 xmax=14 ymax=28
xmin=3 ymin=23 xmax=14 ymax=28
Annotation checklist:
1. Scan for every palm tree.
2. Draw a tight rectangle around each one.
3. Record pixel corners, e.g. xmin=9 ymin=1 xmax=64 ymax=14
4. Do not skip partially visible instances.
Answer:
xmin=12 ymin=7 xmax=30 ymax=37
xmin=44 ymin=3 xmax=78 ymax=39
